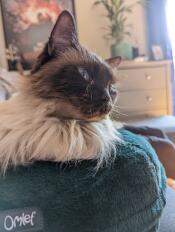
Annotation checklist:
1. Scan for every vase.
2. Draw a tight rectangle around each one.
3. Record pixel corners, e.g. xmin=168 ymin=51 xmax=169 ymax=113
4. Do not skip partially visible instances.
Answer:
xmin=111 ymin=43 xmax=133 ymax=59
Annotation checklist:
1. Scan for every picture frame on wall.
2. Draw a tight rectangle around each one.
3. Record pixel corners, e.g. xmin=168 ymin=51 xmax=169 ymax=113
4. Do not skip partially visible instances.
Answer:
xmin=0 ymin=0 xmax=75 ymax=71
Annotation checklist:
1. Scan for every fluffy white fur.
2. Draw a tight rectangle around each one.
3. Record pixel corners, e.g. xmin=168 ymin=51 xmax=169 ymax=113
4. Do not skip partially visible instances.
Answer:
xmin=0 ymin=93 xmax=121 ymax=172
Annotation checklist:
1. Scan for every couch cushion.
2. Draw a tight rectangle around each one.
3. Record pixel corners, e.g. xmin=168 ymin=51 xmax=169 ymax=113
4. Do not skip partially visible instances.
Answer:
xmin=160 ymin=187 xmax=175 ymax=232
xmin=125 ymin=116 xmax=175 ymax=144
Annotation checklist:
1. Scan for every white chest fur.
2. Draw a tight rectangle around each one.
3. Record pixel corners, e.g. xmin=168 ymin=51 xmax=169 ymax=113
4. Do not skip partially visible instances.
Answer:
xmin=0 ymin=94 xmax=121 ymax=172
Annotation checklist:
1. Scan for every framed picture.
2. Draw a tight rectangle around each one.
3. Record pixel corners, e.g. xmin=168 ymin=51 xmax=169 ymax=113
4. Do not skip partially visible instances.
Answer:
xmin=152 ymin=45 xmax=164 ymax=61
xmin=0 ymin=0 xmax=75 ymax=70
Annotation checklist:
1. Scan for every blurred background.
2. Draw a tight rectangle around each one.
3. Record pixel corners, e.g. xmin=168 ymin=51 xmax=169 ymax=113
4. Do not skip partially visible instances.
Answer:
xmin=0 ymin=0 xmax=175 ymax=125
xmin=0 ymin=0 xmax=172 ymax=68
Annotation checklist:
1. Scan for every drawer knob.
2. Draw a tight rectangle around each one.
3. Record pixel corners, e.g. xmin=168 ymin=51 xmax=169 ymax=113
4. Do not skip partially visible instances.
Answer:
xmin=145 ymin=74 xmax=152 ymax=80
xmin=146 ymin=96 xmax=153 ymax=102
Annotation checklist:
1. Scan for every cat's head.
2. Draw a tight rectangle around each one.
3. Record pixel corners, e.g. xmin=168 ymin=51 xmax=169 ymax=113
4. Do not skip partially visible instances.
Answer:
xmin=28 ymin=11 xmax=121 ymax=121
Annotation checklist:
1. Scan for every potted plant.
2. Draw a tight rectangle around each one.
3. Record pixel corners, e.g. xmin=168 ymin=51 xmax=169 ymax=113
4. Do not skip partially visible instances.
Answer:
xmin=94 ymin=0 xmax=146 ymax=59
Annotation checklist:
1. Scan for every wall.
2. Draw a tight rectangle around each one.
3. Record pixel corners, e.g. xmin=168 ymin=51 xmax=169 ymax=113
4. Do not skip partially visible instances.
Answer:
xmin=0 ymin=6 xmax=7 ymax=68
xmin=75 ymin=0 xmax=147 ymax=57
xmin=0 ymin=0 xmax=147 ymax=68
xmin=124 ymin=0 xmax=148 ymax=55
xmin=75 ymin=0 xmax=111 ymax=58
xmin=75 ymin=0 xmax=148 ymax=58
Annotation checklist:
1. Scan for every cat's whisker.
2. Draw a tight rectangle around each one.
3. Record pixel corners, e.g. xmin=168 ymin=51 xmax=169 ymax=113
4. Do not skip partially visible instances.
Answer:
xmin=113 ymin=108 xmax=129 ymax=115
xmin=111 ymin=105 xmax=124 ymax=113
xmin=113 ymin=104 xmax=127 ymax=110
xmin=111 ymin=108 xmax=128 ymax=117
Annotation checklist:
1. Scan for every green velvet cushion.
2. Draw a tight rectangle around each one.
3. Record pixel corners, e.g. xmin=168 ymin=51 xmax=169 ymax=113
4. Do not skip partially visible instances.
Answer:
xmin=0 ymin=129 xmax=166 ymax=232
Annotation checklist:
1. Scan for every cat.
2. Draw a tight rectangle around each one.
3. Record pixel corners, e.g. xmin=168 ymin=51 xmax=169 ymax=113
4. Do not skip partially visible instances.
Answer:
xmin=0 ymin=11 xmax=122 ymax=173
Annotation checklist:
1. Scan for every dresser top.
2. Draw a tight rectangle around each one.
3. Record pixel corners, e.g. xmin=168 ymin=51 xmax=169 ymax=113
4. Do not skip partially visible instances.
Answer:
xmin=119 ymin=60 xmax=173 ymax=69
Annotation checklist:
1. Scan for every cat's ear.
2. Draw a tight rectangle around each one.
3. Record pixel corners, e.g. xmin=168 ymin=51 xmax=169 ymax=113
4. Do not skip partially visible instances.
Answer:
xmin=48 ymin=10 xmax=78 ymax=55
xmin=31 ymin=11 xmax=78 ymax=74
xmin=105 ymin=56 xmax=122 ymax=68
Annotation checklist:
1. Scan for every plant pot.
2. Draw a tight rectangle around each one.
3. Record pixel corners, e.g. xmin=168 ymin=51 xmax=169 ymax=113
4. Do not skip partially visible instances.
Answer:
xmin=111 ymin=43 xmax=133 ymax=60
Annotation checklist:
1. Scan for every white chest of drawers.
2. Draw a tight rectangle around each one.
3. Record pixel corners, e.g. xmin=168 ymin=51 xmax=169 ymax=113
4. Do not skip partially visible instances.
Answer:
xmin=115 ymin=60 xmax=173 ymax=119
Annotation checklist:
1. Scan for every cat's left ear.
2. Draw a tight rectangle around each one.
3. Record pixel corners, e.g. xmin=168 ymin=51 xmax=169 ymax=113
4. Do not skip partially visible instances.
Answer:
xmin=48 ymin=10 xmax=78 ymax=55
xmin=105 ymin=56 xmax=122 ymax=68
xmin=31 ymin=11 xmax=78 ymax=74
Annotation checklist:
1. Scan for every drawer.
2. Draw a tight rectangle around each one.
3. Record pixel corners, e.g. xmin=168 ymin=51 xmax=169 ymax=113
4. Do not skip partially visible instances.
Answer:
xmin=112 ymin=109 xmax=168 ymax=120
xmin=117 ymin=67 xmax=166 ymax=91
xmin=116 ymin=89 xmax=167 ymax=113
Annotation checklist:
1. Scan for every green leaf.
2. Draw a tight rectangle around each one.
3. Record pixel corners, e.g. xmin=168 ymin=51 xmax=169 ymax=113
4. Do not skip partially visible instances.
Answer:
xmin=126 ymin=23 xmax=133 ymax=29
xmin=136 ymin=0 xmax=149 ymax=7
xmin=93 ymin=1 xmax=101 ymax=6
xmin=93 ymin=0 xmax=149 ymax=42
xmin=124 ymin=31 xmax=132 ymax=37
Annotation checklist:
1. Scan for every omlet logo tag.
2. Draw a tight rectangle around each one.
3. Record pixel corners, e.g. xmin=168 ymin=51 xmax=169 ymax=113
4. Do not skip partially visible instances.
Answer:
xmin=4 ymin=211 xmax=36 ymax=231
xmin=0 ymin=207 xmax=44 ymax=232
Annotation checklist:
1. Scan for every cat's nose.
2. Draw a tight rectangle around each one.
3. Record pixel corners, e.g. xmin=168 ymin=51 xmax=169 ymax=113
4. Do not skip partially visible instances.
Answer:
xmin=100 ymin=93 xmax=110 ymax=103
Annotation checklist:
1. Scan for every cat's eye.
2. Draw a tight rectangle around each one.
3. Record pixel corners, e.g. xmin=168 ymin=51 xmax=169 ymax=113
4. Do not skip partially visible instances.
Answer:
xmin=109 ymin=84 xmax=116 ymax=93
xmin=78 ymin=67 xmax=90 ymax=81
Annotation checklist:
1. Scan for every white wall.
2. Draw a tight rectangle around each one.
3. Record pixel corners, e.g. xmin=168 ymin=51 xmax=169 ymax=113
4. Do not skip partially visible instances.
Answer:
xmin=0 ymin=0 xmax=147 ymax=68
xmin=0 ymin=5 xmax=7 ymax=68
xmin=75 ymin=0 xmax=111 ymax=58
xmin=75 ymin=0 xmax=147 ymax=58
xmin=125 ymin=0 xmax=147 ymax=55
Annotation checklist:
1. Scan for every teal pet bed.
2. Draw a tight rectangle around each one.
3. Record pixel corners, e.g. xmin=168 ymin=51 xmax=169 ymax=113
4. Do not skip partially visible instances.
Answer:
xmin=0 ymin=129 xmax=166 ymax=232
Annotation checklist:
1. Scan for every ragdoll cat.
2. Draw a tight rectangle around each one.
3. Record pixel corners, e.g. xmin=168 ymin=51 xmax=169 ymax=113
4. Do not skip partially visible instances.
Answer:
xmin=0 ymin=11 xmax=121 ymax=172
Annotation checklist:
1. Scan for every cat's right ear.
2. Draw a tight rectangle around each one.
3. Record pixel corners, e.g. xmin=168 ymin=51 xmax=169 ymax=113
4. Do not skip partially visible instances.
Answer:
xmin=32 ymin=11 xmax=78 ymax=74
xmin=105 ymin=56 xmax=122 ymax=68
